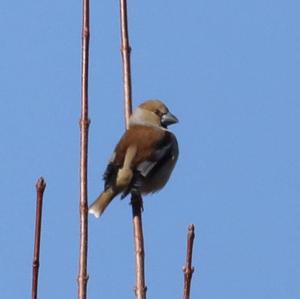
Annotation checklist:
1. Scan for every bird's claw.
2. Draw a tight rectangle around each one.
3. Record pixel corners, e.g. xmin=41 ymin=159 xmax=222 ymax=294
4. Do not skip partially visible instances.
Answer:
xmin=130 ymin=191 xmax=144 ymax=213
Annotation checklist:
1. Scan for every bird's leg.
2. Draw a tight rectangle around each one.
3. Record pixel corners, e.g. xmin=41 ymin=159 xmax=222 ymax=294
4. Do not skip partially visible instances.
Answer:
xmin=131 ymin=190 xmax=144 ymax=212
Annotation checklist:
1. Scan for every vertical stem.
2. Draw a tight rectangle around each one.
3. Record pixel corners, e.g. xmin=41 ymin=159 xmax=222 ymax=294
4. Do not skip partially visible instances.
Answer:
xmin=182 ymin=224 xmax=195 ymax=299
xmin=78 ymin=0 xmax=90 ymax=298
xmin=32 ymin=177 xmax=46 ymax=299
xmin=119 ymin=1 xmax=147 ymax=298
xmin=119 ymin=0 xmax=133 ymax=129
xmin=131 ymin=194 xmax=147 ymax=299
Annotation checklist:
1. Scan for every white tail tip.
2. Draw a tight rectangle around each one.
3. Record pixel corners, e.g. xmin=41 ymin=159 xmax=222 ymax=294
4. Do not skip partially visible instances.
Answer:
xmin=88 ymin=207 xmax=101 ymax=218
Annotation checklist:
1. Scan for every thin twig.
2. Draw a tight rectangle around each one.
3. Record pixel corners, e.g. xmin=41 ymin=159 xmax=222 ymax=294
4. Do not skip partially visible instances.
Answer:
xmin=131 ymin=194 xmax=147 ymax=298
xmin=119 ymin=1 xmax=147 ymax=298
xmin=119 ymin=0 xmax=133 ymax=130
xmin=77 ymin=0 xmax=90 ymax=297
xmin=182 ymin=224 xmax=195 ymax=299
xmin=32 ymin=177 xmax=46 ymax=299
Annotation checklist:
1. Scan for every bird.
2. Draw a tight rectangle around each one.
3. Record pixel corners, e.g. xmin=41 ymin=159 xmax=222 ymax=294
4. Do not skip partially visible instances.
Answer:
xmin=89 ymin=99 xmax=179 ymax=218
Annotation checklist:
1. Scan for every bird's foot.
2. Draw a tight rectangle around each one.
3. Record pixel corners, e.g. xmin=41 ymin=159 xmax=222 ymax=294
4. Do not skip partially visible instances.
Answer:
xmin=130 ymin=191 xmax=144 ymax=213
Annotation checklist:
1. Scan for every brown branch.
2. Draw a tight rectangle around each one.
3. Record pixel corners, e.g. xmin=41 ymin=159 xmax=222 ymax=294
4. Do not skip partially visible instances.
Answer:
xmin=32 ymin=177 xmax=46 ymax=299
xmin=131 ymin=193 xmax=147 ymax=298
xmin=119 ymin=1 xmax=147 ymax=298
xmin=182 ymin=224 xmax=195 ymax=299
xmin=77 ymin=0 xmax=90 ymax=297
xmin=119 ymin=0 xmax=133 ymax=130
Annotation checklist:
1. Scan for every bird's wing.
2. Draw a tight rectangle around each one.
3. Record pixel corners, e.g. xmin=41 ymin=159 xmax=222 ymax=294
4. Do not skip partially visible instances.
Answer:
xmin=103 ymin=125 xmax=176 ymax=193
xmin=136 ymin=138 xmax=174 ymax=177
xmin=103 ymin=160 xmax=119 ymax=190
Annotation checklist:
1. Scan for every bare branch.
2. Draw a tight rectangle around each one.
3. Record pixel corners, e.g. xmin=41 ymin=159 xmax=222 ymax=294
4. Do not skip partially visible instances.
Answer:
xmin=77 ymin=0 xmax=90 ymax=297
xmin=119 ymin=0 xmax=133 ymax=130
xmin=119 ymin=1 xmax=147 ymax=298
xmin=131 ymin=194 xmax=147 ymax=298
xmin=183 ymin=224 xmax=195 ymax=299
xmin=32 ymin=177 xmax=46 ymax=299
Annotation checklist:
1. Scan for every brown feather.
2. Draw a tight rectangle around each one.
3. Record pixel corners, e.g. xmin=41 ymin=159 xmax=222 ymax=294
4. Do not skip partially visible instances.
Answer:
xmin=113 ymin=125 xmax=167 ymax=167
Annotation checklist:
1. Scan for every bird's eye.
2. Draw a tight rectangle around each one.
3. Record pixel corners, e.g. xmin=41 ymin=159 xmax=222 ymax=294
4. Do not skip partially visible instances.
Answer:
xmin=155 ymin=109 xmax=161 ymax=116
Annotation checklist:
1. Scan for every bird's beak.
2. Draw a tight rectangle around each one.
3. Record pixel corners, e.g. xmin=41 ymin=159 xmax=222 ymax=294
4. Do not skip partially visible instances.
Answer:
xmin=161 ymin=111 xmax=179 ymax=127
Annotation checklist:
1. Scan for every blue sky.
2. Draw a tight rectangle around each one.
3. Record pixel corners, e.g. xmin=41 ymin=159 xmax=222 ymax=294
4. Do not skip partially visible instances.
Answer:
xmin=1 ymin=0 xmax=299 ymax=298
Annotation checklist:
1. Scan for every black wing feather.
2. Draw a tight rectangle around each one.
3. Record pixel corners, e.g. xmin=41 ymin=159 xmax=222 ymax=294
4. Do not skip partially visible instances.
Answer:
xmin=103 ymin=162 xmax=119 ymax=190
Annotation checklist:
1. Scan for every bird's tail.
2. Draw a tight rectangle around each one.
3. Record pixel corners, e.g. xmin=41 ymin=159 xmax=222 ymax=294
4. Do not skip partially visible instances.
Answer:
xmin=88 ymin=188 xmax=116 ymax=218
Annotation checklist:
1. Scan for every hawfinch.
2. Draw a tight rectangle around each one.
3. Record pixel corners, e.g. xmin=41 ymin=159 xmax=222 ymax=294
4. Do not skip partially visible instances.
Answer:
xmin=89 ymin=99 xmax=179 ymax=218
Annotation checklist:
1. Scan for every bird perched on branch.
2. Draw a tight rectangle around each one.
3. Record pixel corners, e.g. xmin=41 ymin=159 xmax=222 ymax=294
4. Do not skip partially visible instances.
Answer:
xmin=89 ymin=99 xmax=179 ymax=218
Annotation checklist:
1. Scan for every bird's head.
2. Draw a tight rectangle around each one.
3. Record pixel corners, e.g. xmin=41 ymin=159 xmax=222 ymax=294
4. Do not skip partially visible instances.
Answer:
xmin=129 ymin=99 xmax=178 ymax=129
